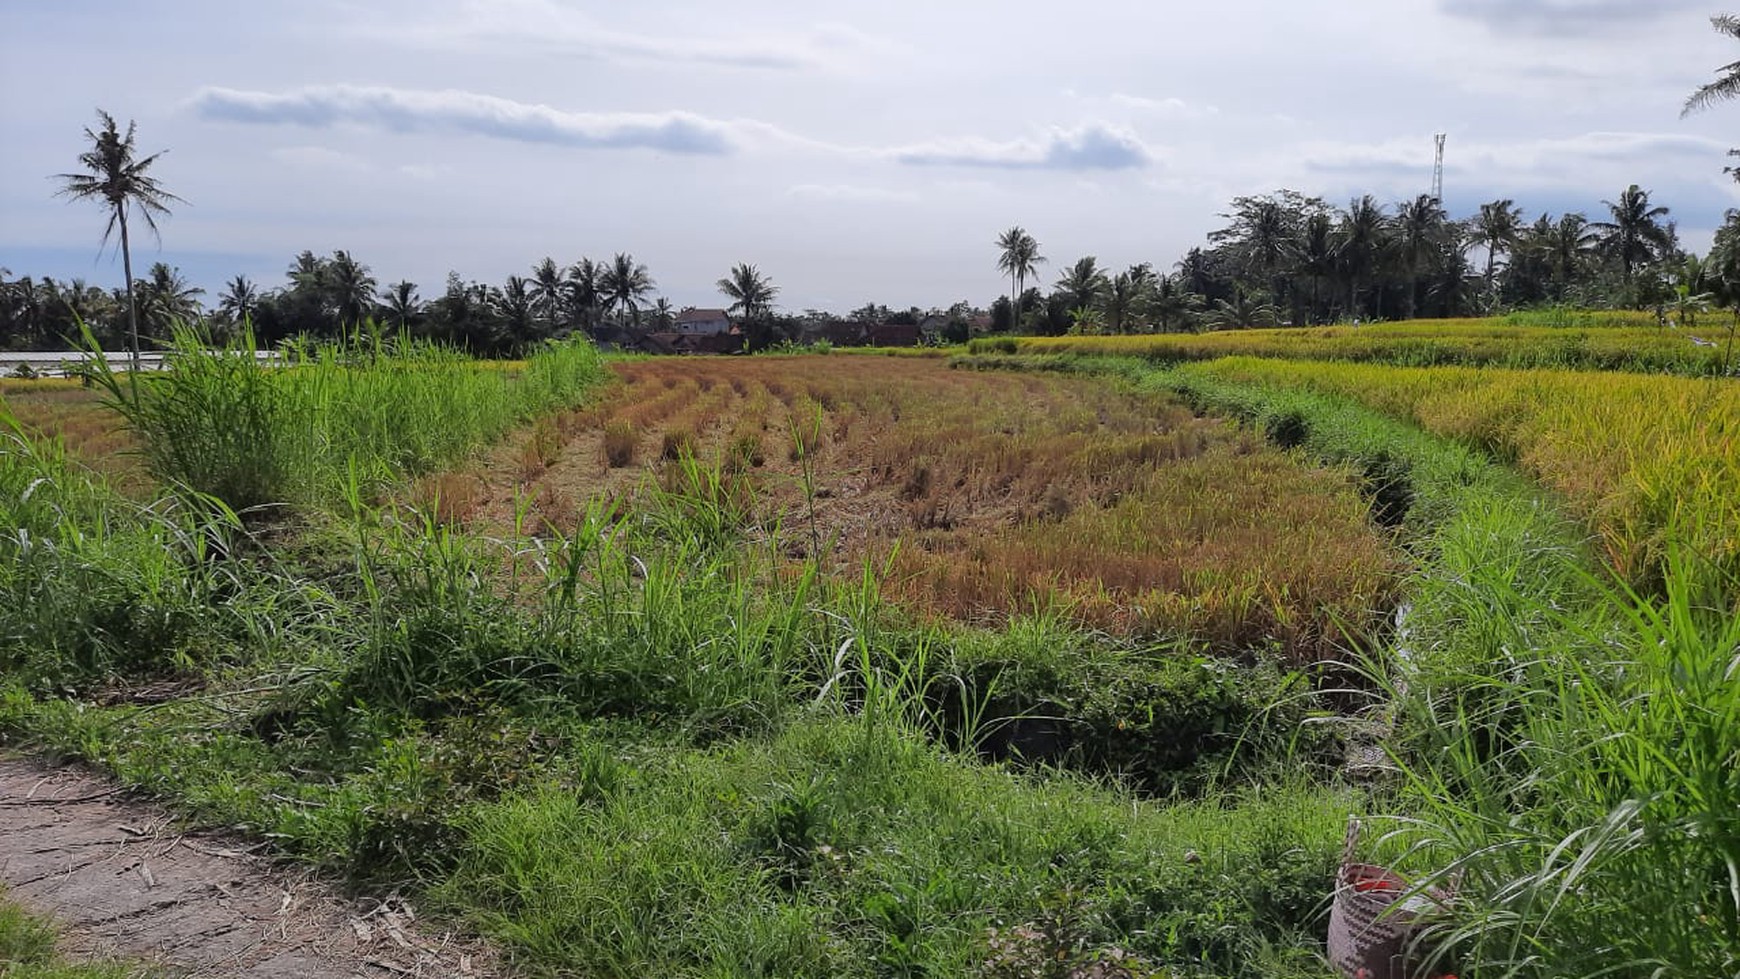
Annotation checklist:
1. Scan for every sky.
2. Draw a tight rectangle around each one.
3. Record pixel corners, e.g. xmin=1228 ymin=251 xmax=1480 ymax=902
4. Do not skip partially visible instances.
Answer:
xmin=4 ymin=0 xmax=1740 ymax=313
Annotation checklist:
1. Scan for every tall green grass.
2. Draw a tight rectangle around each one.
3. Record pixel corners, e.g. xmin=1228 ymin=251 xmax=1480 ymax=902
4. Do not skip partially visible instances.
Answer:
xmin=0 ymin=407 xmax=276 ymax=684
xmin=87 ymin=327 xmax=607 ymax=510
xmin=0 ymin=886 xmax=140 ymax=978
xmin=1357 ymin=551 xmax=1740 ymax=977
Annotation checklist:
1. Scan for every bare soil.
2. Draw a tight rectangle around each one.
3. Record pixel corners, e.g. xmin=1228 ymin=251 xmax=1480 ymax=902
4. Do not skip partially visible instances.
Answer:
xmin=0 ymin=755 xmax=495 ymax=978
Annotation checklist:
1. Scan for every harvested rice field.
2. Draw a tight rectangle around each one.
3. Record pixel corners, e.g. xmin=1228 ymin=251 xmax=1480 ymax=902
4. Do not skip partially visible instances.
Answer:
xmin=438 ymin=355 xmax=1400 ymax=659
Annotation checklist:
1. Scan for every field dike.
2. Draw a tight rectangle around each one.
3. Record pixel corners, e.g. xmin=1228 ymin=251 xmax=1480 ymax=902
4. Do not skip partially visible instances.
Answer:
xmin=6 ymin=342 xmax=1731 ymax=975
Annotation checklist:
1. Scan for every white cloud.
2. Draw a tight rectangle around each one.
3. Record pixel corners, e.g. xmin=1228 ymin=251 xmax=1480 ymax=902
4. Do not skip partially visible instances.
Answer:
xmin=894 ymin=122 xmax=1157 ymax=171
xmin=189 ymin=85 xmax=749 ymax=155
xmin=1298 ymin=131 xmax=1729 ymax=182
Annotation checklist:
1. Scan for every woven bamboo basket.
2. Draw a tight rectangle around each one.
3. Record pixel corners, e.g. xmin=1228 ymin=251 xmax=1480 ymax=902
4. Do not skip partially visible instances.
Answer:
xmin=1327 ymin=819 xmax=1453 ymax=979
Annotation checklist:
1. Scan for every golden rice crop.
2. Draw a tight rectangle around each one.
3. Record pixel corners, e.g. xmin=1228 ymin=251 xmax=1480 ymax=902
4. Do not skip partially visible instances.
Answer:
xmin=0 ymin=378 xmax=143 ymax=487
xmin=991 ymin=316 xmax=1728 ymax=374
xmin=1188 ymin=357 xmax=1740 ymax=589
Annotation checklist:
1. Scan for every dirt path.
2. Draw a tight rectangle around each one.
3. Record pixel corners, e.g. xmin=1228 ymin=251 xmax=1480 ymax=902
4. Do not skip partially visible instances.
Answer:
xmin=0 ymin=756 xmax=493 ymax=978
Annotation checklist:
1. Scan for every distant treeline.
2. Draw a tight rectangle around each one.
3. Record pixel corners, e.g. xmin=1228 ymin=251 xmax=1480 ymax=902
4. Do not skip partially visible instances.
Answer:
xmin=7 ymin=181 xmax=1739 ymax=353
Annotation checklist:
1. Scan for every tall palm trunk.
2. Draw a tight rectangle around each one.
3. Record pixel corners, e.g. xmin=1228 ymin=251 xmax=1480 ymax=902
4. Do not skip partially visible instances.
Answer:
xmin=118 ymin=203 xmax=139 ymax=370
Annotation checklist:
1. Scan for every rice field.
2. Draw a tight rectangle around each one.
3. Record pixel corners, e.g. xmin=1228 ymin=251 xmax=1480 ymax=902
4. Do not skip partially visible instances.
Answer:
xmin=1177 ymin=356 xmax=1740 ymax=592
xmin=444 ymin=356 xmax=1400 ymax=658
xmin=979 ymin=314 xmax=1734 ymax=374
xmin=5 ymin=314 xmax=1738 ymax=977
xmin=0 ymin=378 xmax=142 ymax=487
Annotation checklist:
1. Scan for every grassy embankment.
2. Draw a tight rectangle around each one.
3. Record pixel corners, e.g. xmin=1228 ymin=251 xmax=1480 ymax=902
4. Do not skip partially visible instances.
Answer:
xmin=961 ymin=344 xmax=1740 ymax=976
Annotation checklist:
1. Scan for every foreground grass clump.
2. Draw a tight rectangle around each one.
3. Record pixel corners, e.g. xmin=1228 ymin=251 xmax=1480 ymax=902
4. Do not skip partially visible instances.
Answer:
xmin=0 ymin=410 xmax=271 ymax=685
xmin=88 ymin=328 xmax=606 ymax=509
xmin=970 ymin=314 xmax=1728 ymax=375
xmin=0 ymin=485 xmax=1323 ymax=861
xmin=440 ymin=718 xmax=1350 ymax=978
xmin=0 ymin=486 xmax=1348 ymax=975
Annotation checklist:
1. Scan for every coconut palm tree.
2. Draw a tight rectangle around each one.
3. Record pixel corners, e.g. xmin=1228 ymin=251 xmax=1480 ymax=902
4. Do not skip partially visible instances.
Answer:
xmin=216 ymin=275 xmax=259 ymax=328
xmin=54 ymin=110 xmax=185 ymax=367
xmin=1395 ymin=195 xmax=1449 ymax=319
xmin=1149 ymin=274 xmax=1202 ymax=333
xmin=1055 ymin=256 xmax=1109 ymax=316
xmin=995 ymin=227 xmax=1044 ymax=331
xmin=1174 ymin=247 xmax=1225 ymax=301
xmin=1545 ymin=213 xmax=1596 ymax=301
xmin=135 ymin=262 xmax=203 ymax=335
xmin=717 ymin=263 xmax=779 ymax=323
xmin=1103 ymin=269 xmax=1146 ymax=333
xmin=1591 ymin=185 xmax=1674 ymax=296
xmin=500 ymin=275 xmax=538 ymax=349
xmin=1471 ymin=199 xmax=1524 ymax=302
xmin=60 ymin=279 xmax=116 ymax=336
xmin=379 ymin=281 xmax=422 ymax=333
xmin=530 ymin=257 xmax=565 ymax=332
xmin=1294 ymin=211 xmax=1337 ymax=324
xmin=649 ymin=297 xmax=675 ymax=330
xmin=1213 ymin=196 xmax=1295 ymax=302
xmin=1203 ymin=287 xmax=1281 ymax=331
xmin=325 ymin=251 xmax=377 ymax=330
xmin=1684 ymin=17 xmax=1740 ymax=181
xmin=565 ymin=259 xmax=601 ymax=336
xmin=1425 ymin=245 xmax=1479 ymax=317
xmin=601 ymin=253 xmax=654 ymax=326
xmin=1685 ymin=15 xmax=1740 ymax=115
xmin=1336 ymin=196 xmax=1388 ymax=318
